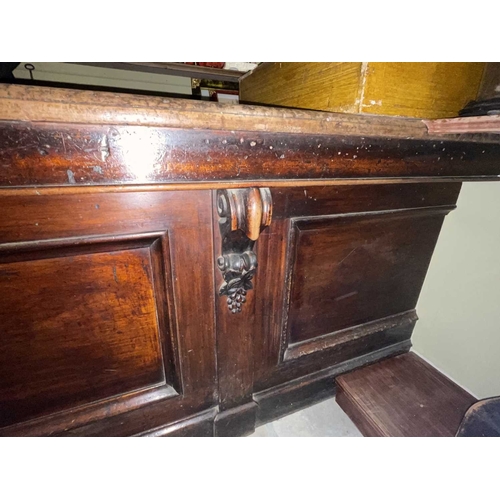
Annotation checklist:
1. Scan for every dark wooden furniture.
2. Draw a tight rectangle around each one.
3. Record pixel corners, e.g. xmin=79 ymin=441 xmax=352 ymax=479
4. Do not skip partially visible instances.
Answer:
xmin=0 ymin=84 xmax=499 ymax=436
xmin=336 ymin=353 xmax=477 ymax=437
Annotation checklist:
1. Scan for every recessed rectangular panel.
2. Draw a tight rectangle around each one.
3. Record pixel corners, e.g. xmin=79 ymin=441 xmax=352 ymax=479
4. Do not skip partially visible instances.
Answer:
xmin=287 ymin=209 xmax=447 ymax=344
xmin=0 ymin=246 xmax=167 ymax=427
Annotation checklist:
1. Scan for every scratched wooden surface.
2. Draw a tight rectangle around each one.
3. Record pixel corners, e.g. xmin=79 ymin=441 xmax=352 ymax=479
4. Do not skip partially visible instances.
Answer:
xmin=287 ymin=207 xmax=452 ymax=344
xmin=0 ymin=191 xmax=218 ymax=436
xmin=251 ymin=183 xmax=460 ymax=401
xmin=336 ymin=352 xmax=477 ymax=437
xmin=0 ymin=83 xmax=428 ymax=137
xmin=1 ymin=122 xmax=500 ymax=189
xmin=1 ymin=83 xmax=499 ymax=142
xmin=0 ymin=247 xmax=165 ymax=427
xmin=0 ymin=84 xmax=499 ymax=436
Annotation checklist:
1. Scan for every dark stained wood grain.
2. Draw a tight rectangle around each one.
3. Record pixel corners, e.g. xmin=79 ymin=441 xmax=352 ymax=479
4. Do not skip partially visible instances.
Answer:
xmin=1 ymin=84 xmax=498 ymax=436
xmin=270 ymin=182 xmax=462 ymax=219
xmin=0 ymin=182 xmax=464 ymax=435
xmin=254 ymin=308 xmax=416 ymax=394
xmin=252 ymin=183 xmax=460 ymax=395
xmin=212 ymin=192 xmax=257 ymax=415
xmin=336 ymin=352 xmax=477 ymax=437
xmin=0 ymin=191 xmax=204 ymax=243
xmin=0 ymin=179 xmax=481 ymax=199
xmin=254 ymin=372 xmax=337 ymax=426
xmin=0 ymin=122 xmax=500 ymax=188
xmin=214 ymin=402 xmax=258 ymax=437
xmin=137 ymin=407 xmax=217 ymax=437
xmin=0 ymin=244 xmax=169 ymax=427
xmin=216 ymin=188 xmax=272 ymax=314
xmin=252 ymin=217 xmax=290 ymax=386
xmin=0 ymin=190 xmax=217 ymax=436
xmin=286 ymin=207 xmax=452 ymax=344
xmin=254 ymin=339 xmax=411 ymax=425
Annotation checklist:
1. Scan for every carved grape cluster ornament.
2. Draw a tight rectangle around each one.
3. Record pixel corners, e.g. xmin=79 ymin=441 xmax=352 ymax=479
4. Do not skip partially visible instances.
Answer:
xmin=216 ymin=188 xmax=272 ymax=313
xmin=226 ymin=289 xmax=247 ymax=313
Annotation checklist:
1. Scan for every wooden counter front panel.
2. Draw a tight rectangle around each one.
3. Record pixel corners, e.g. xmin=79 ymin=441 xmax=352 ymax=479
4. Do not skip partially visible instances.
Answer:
xmin=0 ymin=241 xmax=171 ymax=428
xmin=0 ymin=191 xmax=217 ymax=436
xmin=253 ymin=183 xmax=461 ymax=392
xmin=287 ymin=209 xmax=448 ymax=345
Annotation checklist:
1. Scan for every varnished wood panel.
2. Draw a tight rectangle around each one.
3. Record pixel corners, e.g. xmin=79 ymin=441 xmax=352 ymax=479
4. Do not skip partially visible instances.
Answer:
xmin=286 ymin=207 xmax=452 ymax=344
xmin=0 ymin=190 xmax=217 ymax=436
xmin=271 ymin=183 xmax=462 ymax=219
xmin=0 ymin=83 xmax=436 ymax=139
xmin=0 ymin=191 xmax=204 ymax=243
xmin=0 ymin=241 xmax=172 ymax=427
xmin=254 ymin=340 xmax=411 ymax=426
xmin=336 ymin=353 xmax=477 ymax=437
xmin=1 ymin=83 xmax=498 ymax=436
xmin=284 ymin=311 xmax=417 ymax=361
xmin=255 ymin=310 xmax=415 ymax=393
xmin=252 ymin=183 xmax=460 ymax=393
xmin=1 ymin=122 xmax=500 ymax=188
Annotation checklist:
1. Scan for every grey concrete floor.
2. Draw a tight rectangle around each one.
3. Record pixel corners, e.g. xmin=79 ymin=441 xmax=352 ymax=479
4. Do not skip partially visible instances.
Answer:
xmin=249 ymin=396 xmax=362 ymax=437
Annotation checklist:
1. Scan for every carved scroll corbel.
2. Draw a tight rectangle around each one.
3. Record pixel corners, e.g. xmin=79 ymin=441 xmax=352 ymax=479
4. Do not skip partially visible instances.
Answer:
xmin=217 ymin=187 xmax=272 ymax=313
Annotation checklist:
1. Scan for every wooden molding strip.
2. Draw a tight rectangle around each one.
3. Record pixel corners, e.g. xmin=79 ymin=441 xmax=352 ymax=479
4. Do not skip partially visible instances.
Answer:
xmin=284 ymin=310 xmax=418 ymax=361
xmin=135 ymin=406 xmax=218 ymax=437
xmin=0 ymin=177 xmax=497 ymax=197
xmin=424 ymin=115 xmax=500 ymax=134
xmin=2 ymin=120 xmax=500 ymax=187
xmin=3 ymin=84 xmax=500 ymax=143
xmin=254 ymin=339 xmax=412 ymax=425
xmin=0 ymin=385 xmax=177 ymax=437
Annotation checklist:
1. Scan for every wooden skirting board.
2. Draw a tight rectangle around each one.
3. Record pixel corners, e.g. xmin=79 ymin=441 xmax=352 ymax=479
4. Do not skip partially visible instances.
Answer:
xmin=336 ymin=352 xmax=477 ymax=437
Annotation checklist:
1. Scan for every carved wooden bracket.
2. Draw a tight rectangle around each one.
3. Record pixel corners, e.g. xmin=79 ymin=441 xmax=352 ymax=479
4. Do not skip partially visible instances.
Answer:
xmin=217 ymin=188 xmax=272 ymax=313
